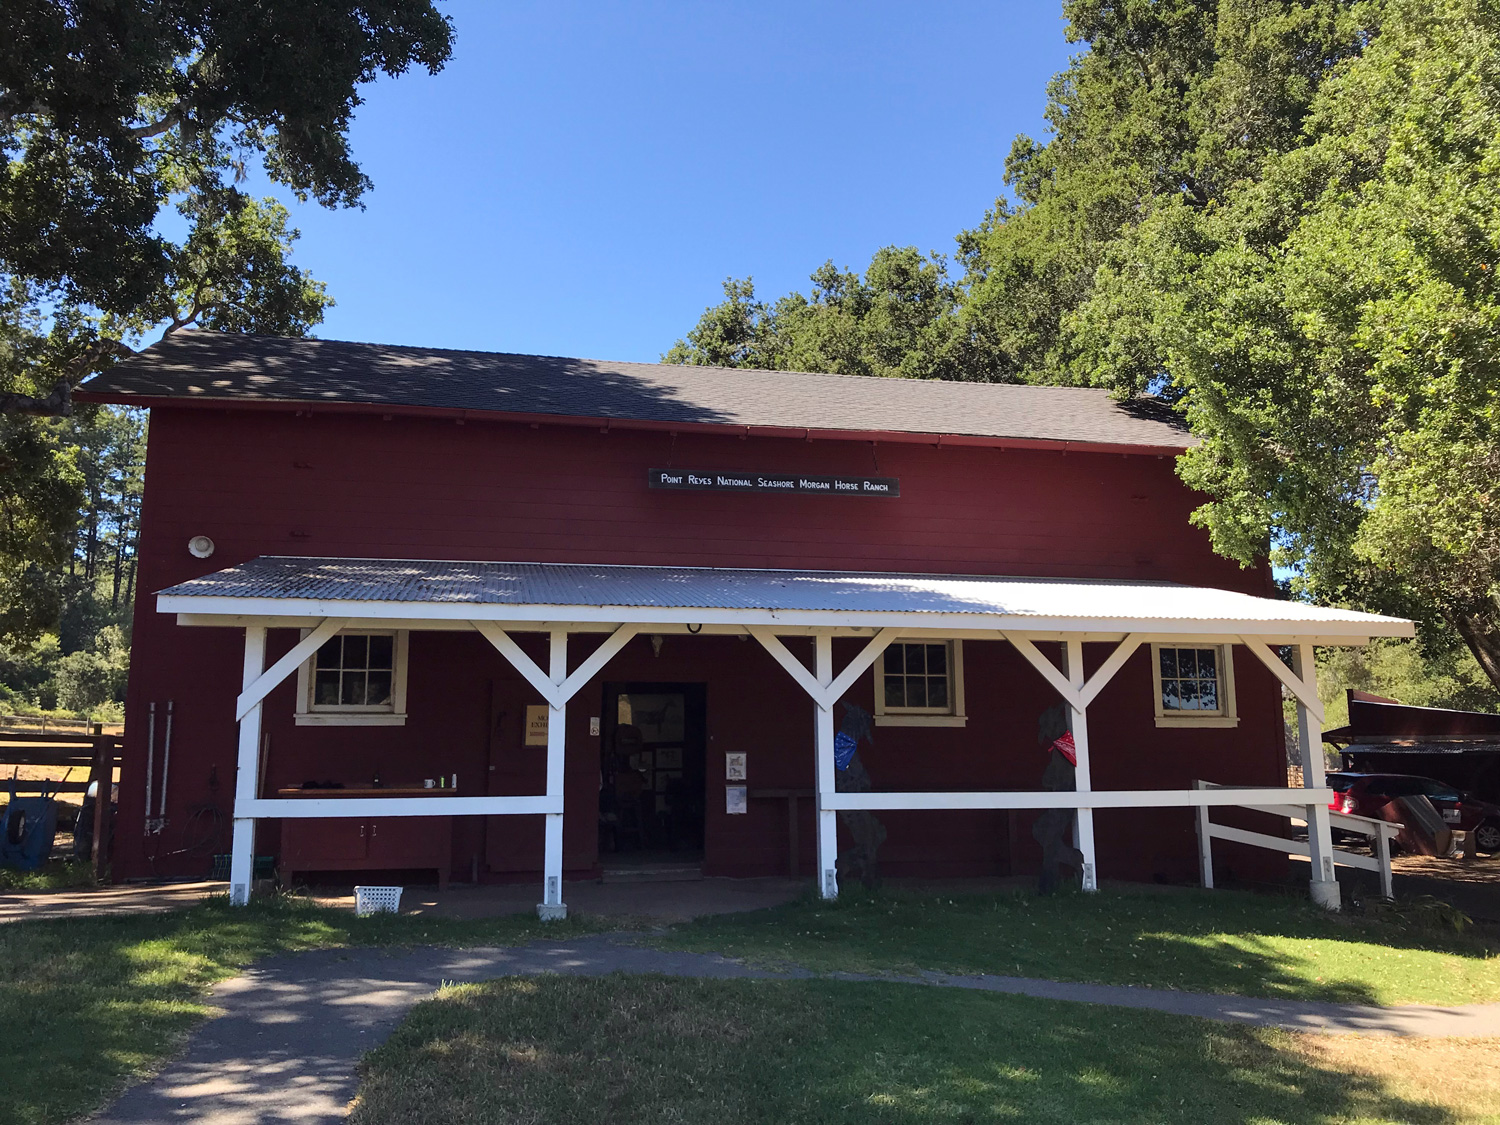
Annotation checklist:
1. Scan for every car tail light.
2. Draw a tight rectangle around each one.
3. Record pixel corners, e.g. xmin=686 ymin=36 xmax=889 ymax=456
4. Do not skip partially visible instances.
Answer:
xmin=1339 ymin=794 xmax=1355 ymax=814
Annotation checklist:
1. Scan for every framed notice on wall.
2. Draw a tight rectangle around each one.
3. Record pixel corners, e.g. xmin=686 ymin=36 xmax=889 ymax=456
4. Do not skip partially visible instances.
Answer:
xmin=524 ymin=704 xmax=549 ymax=746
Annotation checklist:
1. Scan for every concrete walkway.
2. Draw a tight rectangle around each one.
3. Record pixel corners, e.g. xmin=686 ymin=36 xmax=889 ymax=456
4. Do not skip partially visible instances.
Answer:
xmin=91 ymin=933 xmax=1500 ymax=1125
xmin=0 ymin=881 xmax=222 ymax=923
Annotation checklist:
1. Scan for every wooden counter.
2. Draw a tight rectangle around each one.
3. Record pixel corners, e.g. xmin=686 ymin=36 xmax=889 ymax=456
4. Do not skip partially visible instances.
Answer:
xmin=277 ymin=787 xmax=454 ymax=890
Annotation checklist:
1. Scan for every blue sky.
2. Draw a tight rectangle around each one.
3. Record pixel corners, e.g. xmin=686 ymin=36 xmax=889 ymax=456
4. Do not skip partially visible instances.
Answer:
xmin=266 ymin=2 xmax=1074 ymax=363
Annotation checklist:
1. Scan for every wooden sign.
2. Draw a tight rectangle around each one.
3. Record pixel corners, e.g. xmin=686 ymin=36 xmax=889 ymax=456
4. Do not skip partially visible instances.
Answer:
xmin=524 ymin=704 xmax=549 ymax=746
xmin=650 ymin=469 xmax=899 ymax=497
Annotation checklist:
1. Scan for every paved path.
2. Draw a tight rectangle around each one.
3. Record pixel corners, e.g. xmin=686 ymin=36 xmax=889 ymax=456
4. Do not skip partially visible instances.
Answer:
xmin=0 ymin=881 xmax=222 ymax=924
xmin=91 ymin=933 xmax=1500 ymax=1125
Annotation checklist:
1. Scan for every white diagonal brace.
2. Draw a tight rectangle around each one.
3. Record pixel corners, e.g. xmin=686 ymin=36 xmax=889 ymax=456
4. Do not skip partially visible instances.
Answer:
xmin=825 ymin=628 xmax=901 ymax=704
xmin=1004 ymin=634 xmax=1079 ymax=705
xmin=558 ymin=624 xmax=640 ymax=704
xmin=235 ymin=617 xmax=348 ymax=720
xmin=1005 ymin=633 xmax=1145 ymax=712
xmin=749 ymin=626 xmax=827 ymax=704
xmin=1077 ymin=634 xmax=1145 ymax=709
xmin=751 ymin=627 xmax=901 ymax=709
xmin=473 ymin=621 xmax=564 ymax=708
xmin=1240 ymin=637 xmax=1324 ymax=724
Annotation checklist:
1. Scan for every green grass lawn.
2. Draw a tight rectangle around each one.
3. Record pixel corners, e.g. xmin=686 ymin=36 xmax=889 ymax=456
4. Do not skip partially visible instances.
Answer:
xmin=656 ymin=885 xmax=1500 ymax=1006
xmin=348 ymin=975 xmax=1471 ymax=1125
xmin=5 ymin=884 xmax=1500 ymax=1124
xmin=0 ymin=858 xmax=98 ymax=892
xmin=0 ymin=895 xmax=608 ymax=1125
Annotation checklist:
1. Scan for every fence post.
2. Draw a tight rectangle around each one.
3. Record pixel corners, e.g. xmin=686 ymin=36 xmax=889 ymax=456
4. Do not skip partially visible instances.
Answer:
xmin=1193 ymin=780 xmax=1214 ymax=889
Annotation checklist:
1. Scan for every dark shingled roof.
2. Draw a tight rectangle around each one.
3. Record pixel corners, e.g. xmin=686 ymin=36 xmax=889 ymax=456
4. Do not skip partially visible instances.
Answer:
xmin=79 ymin=330 xmax=1193 ymax=449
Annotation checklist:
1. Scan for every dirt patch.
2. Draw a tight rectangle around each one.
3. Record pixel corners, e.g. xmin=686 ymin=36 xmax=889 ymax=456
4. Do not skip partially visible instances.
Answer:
xmin=1394 ymin=852 xmax=1500 ymax=886
xmin=1294 ymin=1033 xmax=1500 ymax=1120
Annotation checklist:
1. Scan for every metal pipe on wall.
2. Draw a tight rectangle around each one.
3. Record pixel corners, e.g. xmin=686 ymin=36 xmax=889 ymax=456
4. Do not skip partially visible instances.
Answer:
xmin=144 ymin=702 xmax=156 ymax=837
xmin=157 ymin=700 xmax=174 ymax=820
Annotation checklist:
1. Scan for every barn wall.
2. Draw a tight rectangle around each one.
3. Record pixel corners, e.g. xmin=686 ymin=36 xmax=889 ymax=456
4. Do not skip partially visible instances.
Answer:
xmin=117 ymin=407 xmax=1286 ymax=885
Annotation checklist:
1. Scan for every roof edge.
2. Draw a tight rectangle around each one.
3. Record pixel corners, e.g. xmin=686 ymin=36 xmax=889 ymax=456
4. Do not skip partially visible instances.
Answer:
xmin=74 ymin=390 xmax=1194 ymax=456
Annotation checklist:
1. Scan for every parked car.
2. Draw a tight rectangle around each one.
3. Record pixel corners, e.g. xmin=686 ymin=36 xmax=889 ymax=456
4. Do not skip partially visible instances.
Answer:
xmin=1326 ymin=772 xmax=1500 ymax=852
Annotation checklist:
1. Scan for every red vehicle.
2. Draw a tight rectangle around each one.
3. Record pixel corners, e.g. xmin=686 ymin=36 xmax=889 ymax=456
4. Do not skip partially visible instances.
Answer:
xmin=1327 ymin=772 xmax=1500 ymax=852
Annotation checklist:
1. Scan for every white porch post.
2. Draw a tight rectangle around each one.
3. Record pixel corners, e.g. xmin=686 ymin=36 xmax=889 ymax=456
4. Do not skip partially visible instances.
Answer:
xmin=814 ymin=633 xmax=839 ymax=900
xmin=540 ymin=627 xmax=568 ymax=920
xmin=1063 ymin=640 xmax=1098 ymax=892
xmin=230 ymin=626 xmax=266 ymax=905
xmin=1292 ymin=643 xmax=1340 ymax=909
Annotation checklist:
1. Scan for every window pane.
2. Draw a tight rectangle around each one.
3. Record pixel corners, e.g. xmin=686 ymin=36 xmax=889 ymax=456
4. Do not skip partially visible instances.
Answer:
xmin=343 ymin=635 xmax=369 ymax=669
xmin=1162 ymin=682 xmax=1181 ymax=711
xmin=1179 ymin=679 xmax=1200 ymax=710
xmin=1177 ymin=649 xmax=1198 ymax=678
xmin=1159 ymin=648 xmax=1178 ymax=678
xmin=1196 ymin=648 xmax=1217 ymax=678
xmin=928 ymin=678 xmax=949 ymax=709
xmin=316 ymin=636 xmax=342 ymax=670
xmin=366 ymin=670 xmax=393 ymax=706
xmin=341 ymin=670 xmax=366 ymax=706
xmin=314 ymin=670 xmax=341 ymax=706
xmin=926 ymin=644 xmax=947 ymax=675
xmin=907 ymin=645 xmax=926 ymax=674
xmin=886 ymin=646 xmax=906 ymax=673
xmin=1199 ymin=679 xmax=1219 ymax=711
xmin=367 ymin=634 xmax=394 ymax=669
xmin=907 ymin=678 xmax=928 ymax=708
xmin=884 ymin=676 xmax=905 ymax=708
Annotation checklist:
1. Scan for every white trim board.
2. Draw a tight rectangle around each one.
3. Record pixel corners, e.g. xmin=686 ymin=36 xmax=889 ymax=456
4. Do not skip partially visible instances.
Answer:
xmin=240 ymin=795 xmax=561 ymax=818
xmin=159 ymin=593 xmax=1412 ymax=640
xmin=169 ymin=615 xmax=1383 ymax=646
xmin=822 ymin=787 xmax=1332 ymax=811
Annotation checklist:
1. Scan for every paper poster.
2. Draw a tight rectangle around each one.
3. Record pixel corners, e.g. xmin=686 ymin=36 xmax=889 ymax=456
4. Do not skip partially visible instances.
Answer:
xmin=725 ymin=752 xmax=747 ymax=780
xmin=524 ymin=704 xmax=549 ymax=746
xmin=726 ymin=785 xmax=748 ymax=814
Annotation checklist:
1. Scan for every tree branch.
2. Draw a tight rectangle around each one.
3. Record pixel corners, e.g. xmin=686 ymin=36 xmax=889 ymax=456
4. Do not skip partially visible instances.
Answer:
xmin=0 ymin=338 xmax=136 ymax=417
xmin=127 ymin=107 xmax=182 ymax=141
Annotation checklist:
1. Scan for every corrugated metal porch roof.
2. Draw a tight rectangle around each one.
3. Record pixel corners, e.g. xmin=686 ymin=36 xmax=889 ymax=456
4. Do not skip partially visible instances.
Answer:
xmin=155 ymin=556 xmax=1413 ymax=637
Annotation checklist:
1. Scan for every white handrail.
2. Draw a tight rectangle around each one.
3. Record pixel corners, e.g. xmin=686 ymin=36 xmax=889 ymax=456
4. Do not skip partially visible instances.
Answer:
xmin=1194 ymin=779 xmax=1401 ymax=900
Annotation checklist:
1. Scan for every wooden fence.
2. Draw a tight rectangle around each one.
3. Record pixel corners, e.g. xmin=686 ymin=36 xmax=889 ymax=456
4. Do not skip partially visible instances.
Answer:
xmin=1 ymin=725 xmax=120 ymax=878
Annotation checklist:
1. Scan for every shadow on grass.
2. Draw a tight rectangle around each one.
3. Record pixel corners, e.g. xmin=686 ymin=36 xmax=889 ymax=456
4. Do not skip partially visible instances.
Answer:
xmin=0 ymin=895 xmax=602 ymax=1125
xmin=349 ymin=975 xmax=1456 ymax=1125
xmin=658 ymin=884 xmax=1500 ymax=1006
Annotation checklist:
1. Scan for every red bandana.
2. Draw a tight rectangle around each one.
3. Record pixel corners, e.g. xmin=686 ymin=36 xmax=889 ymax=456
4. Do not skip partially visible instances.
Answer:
xmin=1050 ymin=731 xmax=1077 ymax=766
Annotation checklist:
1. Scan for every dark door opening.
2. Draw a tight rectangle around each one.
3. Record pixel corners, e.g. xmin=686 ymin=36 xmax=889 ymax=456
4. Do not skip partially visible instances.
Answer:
xmin=599 ymin=682 xmax=706 ymax=868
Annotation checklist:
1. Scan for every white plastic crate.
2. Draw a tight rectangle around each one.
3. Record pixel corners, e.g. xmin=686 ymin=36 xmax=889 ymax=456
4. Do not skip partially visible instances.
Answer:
xmin=354 ymin=885 xmax=403 ymax=916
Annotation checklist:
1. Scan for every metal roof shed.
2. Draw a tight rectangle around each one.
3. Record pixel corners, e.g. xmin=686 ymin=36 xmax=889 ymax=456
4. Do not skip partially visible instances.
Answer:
xmin=162 ymin=556 xmax=1413 ymax=916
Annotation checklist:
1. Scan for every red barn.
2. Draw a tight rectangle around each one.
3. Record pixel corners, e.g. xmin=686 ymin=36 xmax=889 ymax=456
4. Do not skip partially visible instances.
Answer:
xmin=78 ymin=330 xmax=1410 ymax=915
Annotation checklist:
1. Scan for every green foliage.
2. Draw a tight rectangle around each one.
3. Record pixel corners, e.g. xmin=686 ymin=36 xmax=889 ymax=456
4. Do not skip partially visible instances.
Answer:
xmin=0 ymin=0 xmax=453 ymax=326
xmin=1074 ymin=0 xmax=1500 ymax=685
xmin=664 ymin=247 xmax=978 ymax=380
xmin=0 ymin=631 xmax=60 ymax=710
xmin=0 ymin=1 xmax=453 ymax=652
xmin=0 ymin=413 xmax=81 ymax=641
xmin=53 ymin=624 xmax=129 ymax=713
xmin=1320 ymin=638 xmax=1500 ymax=726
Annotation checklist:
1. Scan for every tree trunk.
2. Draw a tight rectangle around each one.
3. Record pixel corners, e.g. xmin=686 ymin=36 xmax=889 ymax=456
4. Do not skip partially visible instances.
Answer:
xmin=1451 ymin=606 xmax=1500 ymax=695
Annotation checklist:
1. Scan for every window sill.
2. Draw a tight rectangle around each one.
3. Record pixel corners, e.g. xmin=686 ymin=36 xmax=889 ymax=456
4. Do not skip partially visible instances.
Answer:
xmin=1155 ymin=715 xmax=1239 ymax=729
xmin=875 ymin=714 xmax=968 ymax=728
xmin=295 ymin=712 xmax=408 ymax=727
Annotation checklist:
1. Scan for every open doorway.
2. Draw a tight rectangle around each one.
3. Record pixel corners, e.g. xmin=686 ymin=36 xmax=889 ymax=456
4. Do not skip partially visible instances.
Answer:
xmin=599 ymin=682 xmax=706 ymax=876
